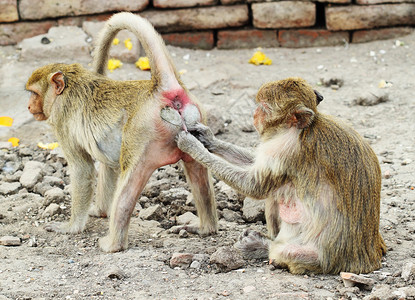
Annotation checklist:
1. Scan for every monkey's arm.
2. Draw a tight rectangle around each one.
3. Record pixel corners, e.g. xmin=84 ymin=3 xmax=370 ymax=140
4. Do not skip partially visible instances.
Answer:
xmin=177 ymin=132 xmax=275 ymax=199
xmin=190 ymin=123 xmax=254 ymax=166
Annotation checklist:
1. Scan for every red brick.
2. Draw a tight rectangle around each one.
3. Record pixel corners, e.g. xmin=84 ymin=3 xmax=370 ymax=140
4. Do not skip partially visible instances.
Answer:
xmin=19 ymin=0 xmax=148 ymax=20
xmin=217 ymin=29 xmax=278 ymax=49
xmin=315 ymin=0 xmax=351 ymax=3
xmin=252 ymin=2 xmax=316 ymax=29
xmin=154 ymin=0 xmax=217 ymax=8
xmin=352 ymin=27 xmax=413 ymax=43
xmin=57 ymin=14 xmax=112 ymax=27
xmin=0 ymin=0 xmax=18 ymax=22
xmin=278 ymin=29 xmax=349 ymax=48
xmin=141 ymin=5 xmax=249 ymax=33
xmin=356 ymin=0 xmax=414 ymax=3
xmin=220 ymin=0 xmax=244 ymax=4
xmin=0 ymin=21 xmax=56 ymax=45
xmin=326 ymin=4 xmax=415 ymax=31
xmin=162 ymin=31 xmax=214 ymax=50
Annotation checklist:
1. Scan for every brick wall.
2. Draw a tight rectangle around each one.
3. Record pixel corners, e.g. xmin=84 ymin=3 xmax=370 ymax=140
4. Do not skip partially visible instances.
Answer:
xmin=0 ymin=0 xmax=414 ymax=48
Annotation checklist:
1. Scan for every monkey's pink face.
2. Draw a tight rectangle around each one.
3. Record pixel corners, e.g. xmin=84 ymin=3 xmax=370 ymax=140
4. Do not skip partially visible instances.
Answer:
xmin=27 ymin=86 xmax=47 ymax=121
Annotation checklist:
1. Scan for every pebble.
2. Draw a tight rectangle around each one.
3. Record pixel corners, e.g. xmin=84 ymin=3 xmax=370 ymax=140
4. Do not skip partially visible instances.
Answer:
xmin=0 ymin=182 xmax=21 ymax=195
xmin=341 ymin=272 xmax=375 ymax=290
xmin=42 ymin=203 xmax=61 ymax=218
xmin=170 ymin=253 xmax=194 ymax=268
xmin=210 ymin=246 xmax=244 ymax=272
xmin=243 ymin=285 xmax=256 ymax=294
xmin=242 ymin=197 xmax=265 ymax=222
xmin=105 ymin=267 xmax=126 ymax=280
xmin=43 ymin=187 xmax=65 ymax=206
xmin=178 ymin=229 xmax=188 ymax=238
xmin=401 ymin=159 xmax=412 ymax=165
xmin=401 ymin=262 xmax=415 ymax=281
xmin=139 ymin=204 xmax=164 ymax=221
xmin=190 ymin=261 xmax=201 ymax=269
xmin=0 ymin=236 xmax=21 ymax=246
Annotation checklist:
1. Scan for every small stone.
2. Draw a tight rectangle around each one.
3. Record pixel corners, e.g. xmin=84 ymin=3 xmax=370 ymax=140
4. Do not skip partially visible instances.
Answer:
xmin=43 ymin=187 xmax=65 ymax=206
xmin=177 ymin=211 xmax=199 ymax=226
xmin=28 ymin=238 xmax=38 ymax=247
xmin=178 ymin=229 xmax=188 ymax=238
xmin=159 ymin=187 xmax=190 ymax=203
xmin=341 ymin=272 xmax=375 ymax=290
xmin=139 ymin=204 xmax=164 ymax=221
xmin=105 ymin=267 xmax=126 ymax=280
xmin=0 ymin=182 xmax=21 ymax=195
xmin=20 ymin=161 xmax=44 ymax=189
xmin=190 ymin=261 xmax=201 ymax=269
xmin=384 ymin=170 xmax=391 ymax=179
xmin=0 ymin=142 xmax=13 ymax=149
xmin=242 ymin=197 xmax=265 ymax=222
xmin=216 ymin=181 xmax=238 ymax=200
xmin=363 ymin=284 xmax=391 ymax=300
xmin=401 ymin=262 xmax=415 ymax=281
xmin=170 ymin=253 xmax=194 ymax=268
xmin=0 ymin=236 xmax=21 ymax=246
xmin=42 ymin=203 xmax=61 ymax=218
xmin=210 ymin=246 xmax=244 ymax=272
xmin=221 ymin=209 xmax=241 ymax=222
xmin=401 ymin=159 xmax=412 ymax=166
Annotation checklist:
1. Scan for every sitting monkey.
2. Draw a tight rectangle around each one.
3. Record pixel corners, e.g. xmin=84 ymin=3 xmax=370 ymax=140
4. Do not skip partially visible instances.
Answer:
xmin=176 ymin=77 xmax=386 ymax=274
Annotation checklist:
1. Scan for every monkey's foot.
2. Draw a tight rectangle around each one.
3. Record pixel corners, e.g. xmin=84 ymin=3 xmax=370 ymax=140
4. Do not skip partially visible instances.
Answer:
xmin=88 ymin=204 xmax=108 ymax=218
xmin=234 ymin=229 xmax=270 ymax=259
xmin=99 ymin=235 xmax=125 ymax=253
xmin=44 ymin=221 xmax=83 ymax=234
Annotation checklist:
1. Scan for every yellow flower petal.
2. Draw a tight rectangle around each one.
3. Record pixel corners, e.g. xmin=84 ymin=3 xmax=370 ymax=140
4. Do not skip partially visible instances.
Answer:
xmin=135 ymin=57 xmax=151 ymax=71
xmin=108 ymin=59 xmax=123 ymax=72
xmin=112 ymin=38 xmax=120 ymax=45
xmin=8 ymin=137 xmax=19 ymax=147
xmin=249 ymin=51 xmax=272 ymax=66
xmin=37 ymin=142 xmax=59 ymax=150
xmin=124 ymin=38 xmax=133 ymax=50
xmin=0 ymin=116 xmax=13 ymax=127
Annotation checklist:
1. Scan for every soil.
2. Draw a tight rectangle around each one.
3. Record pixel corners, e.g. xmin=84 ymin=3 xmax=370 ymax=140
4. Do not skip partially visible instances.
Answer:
xmin=0 ymin=30 xmax=414 ymax=300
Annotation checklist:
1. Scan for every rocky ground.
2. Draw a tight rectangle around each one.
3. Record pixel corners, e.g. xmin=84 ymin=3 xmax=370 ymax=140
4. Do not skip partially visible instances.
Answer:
xmin=0 ymin=26 xmax=414 ymax=300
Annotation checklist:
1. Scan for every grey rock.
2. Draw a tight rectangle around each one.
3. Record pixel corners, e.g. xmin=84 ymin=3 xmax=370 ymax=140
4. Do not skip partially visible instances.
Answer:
xmin=19 ymin=26 xmax=90 ymax=63
xmin=170 ymin=253 xmax=194 ymax=268
xmin=210 ymin=246 xmax=245 ymax=272
xmin=42 ymin=203 xmax=61 ymax=218
xmin=20 ymin=161 xmax=44 ymax=189
xmin=242 ymin=197 xmax=265 ymax=222
xmin=159 ymin=187 xmax=190 ymax=203
xmin=0 ymin=182 xmax=21 ymax=195
xmin=341 ymin=272 xmax=375 ymax=290
xmin=402 ymin=262 xmax=415 ymax=281
xmin=177 ymin=211 xmax=199 ymax=226
xmin=139 ymin=204 xmax=164 ymax=221
xmin=43 ymin=187 xmax=65 ymax=206
xmin=105 ymin=267 xmax=126 ymax=280
xmin=221 ymin=208 xmax=241 ymax=222
xmin=0 ymin=236 xmax=21 ymax=246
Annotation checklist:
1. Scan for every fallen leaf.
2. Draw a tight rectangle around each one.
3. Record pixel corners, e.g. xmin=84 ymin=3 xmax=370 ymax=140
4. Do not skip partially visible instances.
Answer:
xmin=8 ymin=137 xmax=19 ymax=147
xmin=108 ymin=59 xmax=123 ymax=72
xmin=124 ymin=38 xmax=132 ymax=50
xmin=249 ymin=51 xmax=272 ymax=66
xmin=37 ymin=142 xmax=59 ymax=150
xmin=0 ymin=116 xmax=13 ymax=127
xmin=135 ymin=57 xmax=150 ymax=71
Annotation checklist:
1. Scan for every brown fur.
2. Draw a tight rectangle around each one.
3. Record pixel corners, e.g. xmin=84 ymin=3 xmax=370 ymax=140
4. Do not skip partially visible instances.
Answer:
xmin=177 ymin=77 xmax=386 ymax=274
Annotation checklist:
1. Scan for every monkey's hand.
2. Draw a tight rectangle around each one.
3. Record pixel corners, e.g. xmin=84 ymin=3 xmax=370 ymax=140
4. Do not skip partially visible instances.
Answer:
xmin=176 ymin=131 xmax=209 ymax=159
xmin=188 ymin=123 xmax=216 ymax=151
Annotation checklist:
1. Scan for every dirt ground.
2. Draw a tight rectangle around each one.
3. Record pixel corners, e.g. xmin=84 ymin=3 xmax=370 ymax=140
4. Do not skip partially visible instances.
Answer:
xmin=0 ymin=29 xmax=414 ymax=300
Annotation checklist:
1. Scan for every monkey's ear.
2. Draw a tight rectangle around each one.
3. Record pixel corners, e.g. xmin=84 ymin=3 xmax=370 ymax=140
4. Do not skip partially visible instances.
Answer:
xmin=293 ymin=107 xmax=315 ymax=129
xmin=50 ymin=71 xmax=65 ymax=95
xmin=314 ymin=90 xmax=323 ymax=105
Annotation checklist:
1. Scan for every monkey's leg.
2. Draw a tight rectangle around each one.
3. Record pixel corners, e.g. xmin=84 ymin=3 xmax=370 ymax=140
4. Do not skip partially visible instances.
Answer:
xmin=182 ymin=159 xmax=218 ymax=235
xmin=269 ymin=223 xmax=322 ymax=274
xmin=89 ymin=163 xmax=119 ymax=218
xmin=99 ymin=163 xmax=154 ymax=253
xmin=265 ymin=197 xmax=280 ymax=239
xmin=45 ymin=158 xmax=96 ymax=233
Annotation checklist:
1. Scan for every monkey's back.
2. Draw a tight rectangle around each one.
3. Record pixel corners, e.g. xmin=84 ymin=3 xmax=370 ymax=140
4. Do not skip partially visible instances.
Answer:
xmin=296 ymin=114 xmax=386 ymax=274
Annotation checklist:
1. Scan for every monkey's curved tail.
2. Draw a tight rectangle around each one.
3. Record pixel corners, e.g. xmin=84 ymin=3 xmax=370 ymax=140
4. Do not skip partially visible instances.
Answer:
xmin=92 ymin=12 xmax=181 ymax=91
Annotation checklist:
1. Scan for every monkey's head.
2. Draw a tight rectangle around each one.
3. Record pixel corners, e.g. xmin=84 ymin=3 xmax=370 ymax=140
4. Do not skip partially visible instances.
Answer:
xmin=26 ymin=63 xmax=80 ymax=121
xmin=254 ymin=77 xmax=322 ymax=135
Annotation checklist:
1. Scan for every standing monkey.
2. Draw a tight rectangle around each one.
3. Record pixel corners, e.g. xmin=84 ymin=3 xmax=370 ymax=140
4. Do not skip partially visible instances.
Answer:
xmin=177 ymin=78 xmax=386 ymax=274
xmin=26 ymin=12 xmax=218 ymax=252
